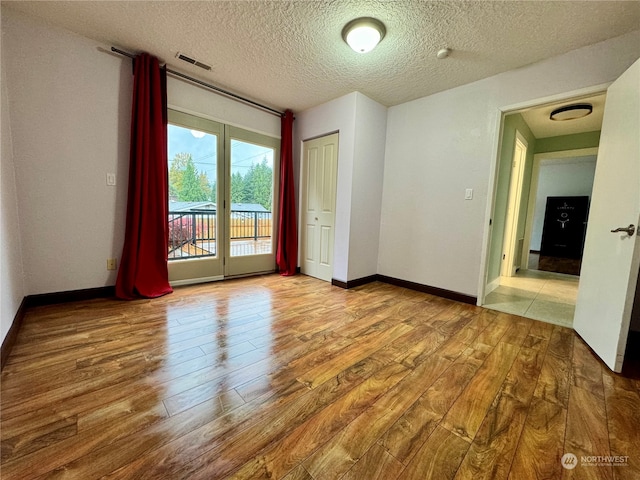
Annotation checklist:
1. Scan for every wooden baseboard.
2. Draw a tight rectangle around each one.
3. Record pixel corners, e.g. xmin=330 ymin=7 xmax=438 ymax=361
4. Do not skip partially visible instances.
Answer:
xmin=1 ymin=297 xmax=27 ymax=370
xmin=25 ymin=286 xmax=115 ymax=308
xmin=331 ymin=274 xmax=476 ymax=304
xmin=376 ymin=274 xmax=477 ymax=305
xmin=331 ymin=275 xmax=378 ymax=289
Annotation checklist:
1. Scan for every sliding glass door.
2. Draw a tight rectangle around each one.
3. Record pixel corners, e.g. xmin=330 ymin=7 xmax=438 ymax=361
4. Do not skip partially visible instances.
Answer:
xmin=166 ymin=110 xmax=279 ymax=283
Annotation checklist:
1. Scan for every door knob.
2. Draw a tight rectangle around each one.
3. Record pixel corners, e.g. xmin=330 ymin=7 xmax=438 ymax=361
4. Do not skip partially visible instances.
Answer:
xmin=610 ymin=224 xmax=636 ymax=236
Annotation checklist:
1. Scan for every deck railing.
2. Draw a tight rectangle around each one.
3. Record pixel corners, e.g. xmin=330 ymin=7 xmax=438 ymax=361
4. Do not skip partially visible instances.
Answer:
xmin=168 ymin=209 xmax=271 ymax=259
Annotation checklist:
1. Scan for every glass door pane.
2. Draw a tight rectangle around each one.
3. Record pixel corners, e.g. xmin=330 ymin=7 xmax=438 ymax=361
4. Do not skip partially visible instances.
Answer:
xmin=225 ymin=126 xmax=280 ymax=276
xmin=167 ymin=110 xmax=224 ymax=283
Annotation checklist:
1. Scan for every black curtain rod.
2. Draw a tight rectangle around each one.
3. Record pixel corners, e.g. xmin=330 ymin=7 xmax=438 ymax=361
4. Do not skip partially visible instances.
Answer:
xmin=111 ymin=47 xmax=284 ymax=117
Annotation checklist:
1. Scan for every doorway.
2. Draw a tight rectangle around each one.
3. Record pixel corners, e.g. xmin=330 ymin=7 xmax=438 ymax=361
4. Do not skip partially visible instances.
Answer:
xmin=300 ymin=133 xmax=339 ymax=282
xmin=523 ymin=149 xmax=597 ymax=275
xmin=482 ymin=92 xmax=605 ymax=327
xmin=166 ymin=109 xmax=280 ymax=285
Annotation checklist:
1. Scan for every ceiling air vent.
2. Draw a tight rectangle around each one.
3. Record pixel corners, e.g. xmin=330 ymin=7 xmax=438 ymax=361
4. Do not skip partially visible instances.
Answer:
xmin=175 ymin=52 xmax=212 ymax=71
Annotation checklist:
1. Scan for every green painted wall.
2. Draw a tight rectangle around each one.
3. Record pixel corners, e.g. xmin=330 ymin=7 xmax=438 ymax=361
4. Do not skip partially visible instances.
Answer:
xmin=487 ymin=113 xmax=537 ymax=285
xmin=535 ymin=130 xmax=600 ymax=153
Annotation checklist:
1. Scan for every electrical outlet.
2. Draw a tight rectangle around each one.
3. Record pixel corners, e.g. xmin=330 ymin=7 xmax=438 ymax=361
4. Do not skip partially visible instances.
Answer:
xmin=107 ymin=258 xmax=117 ymax=270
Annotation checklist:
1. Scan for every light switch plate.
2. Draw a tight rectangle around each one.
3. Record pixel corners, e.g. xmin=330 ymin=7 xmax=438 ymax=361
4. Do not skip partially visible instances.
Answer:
xmin=106 ymin=173 xmax=116 ymax=186
xmin=465 ymin=188 xmax=473 ymax=200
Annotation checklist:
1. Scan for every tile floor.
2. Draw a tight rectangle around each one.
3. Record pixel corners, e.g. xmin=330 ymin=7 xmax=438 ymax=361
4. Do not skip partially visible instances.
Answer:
xmin=483 ymin=269 xmax=579 ymax=328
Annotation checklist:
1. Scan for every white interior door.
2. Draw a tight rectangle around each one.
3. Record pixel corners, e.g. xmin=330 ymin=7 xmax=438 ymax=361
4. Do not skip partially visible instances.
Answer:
xmin=501 ymin=133 xmax=527 ymax=277
xmin=301 ymin=133 xmax=338 ymax=282
xmin=573 ymin=58 xmax=640 ymax=372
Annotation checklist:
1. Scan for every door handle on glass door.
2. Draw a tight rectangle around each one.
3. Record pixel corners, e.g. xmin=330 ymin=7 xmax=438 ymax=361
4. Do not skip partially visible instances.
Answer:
xmin=610 ymin=224 xmax=636 ymax=236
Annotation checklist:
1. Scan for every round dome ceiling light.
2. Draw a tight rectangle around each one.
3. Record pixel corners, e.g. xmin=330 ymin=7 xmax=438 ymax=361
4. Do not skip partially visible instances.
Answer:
xmin=342 ymin=17 xmax=386 ymax=53
xmin=550 ymin=103 xmax=593 ymax=121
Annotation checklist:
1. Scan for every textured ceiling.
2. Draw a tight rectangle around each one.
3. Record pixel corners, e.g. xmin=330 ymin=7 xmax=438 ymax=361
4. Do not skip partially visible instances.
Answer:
xmin=3 ymin=1 xmax=640 ymax=112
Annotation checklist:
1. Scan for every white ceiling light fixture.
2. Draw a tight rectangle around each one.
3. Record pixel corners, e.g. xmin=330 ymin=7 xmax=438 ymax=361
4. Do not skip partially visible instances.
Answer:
xmin=342 ymin=17 xmax=386 ymax=53
xmin=550 ymin=103 xmax=593 ymax=121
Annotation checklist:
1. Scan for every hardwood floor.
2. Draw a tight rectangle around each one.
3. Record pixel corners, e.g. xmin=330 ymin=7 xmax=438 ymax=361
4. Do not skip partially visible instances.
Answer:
xmin=1 ymin=274 xmax=639 ymax=479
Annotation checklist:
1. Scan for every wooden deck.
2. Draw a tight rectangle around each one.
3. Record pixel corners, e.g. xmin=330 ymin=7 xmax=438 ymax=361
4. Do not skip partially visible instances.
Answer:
xmin=169 ymin=238 xmax=272 ymax=259
xmin=1 ymin=274 xmax=639 ymax=479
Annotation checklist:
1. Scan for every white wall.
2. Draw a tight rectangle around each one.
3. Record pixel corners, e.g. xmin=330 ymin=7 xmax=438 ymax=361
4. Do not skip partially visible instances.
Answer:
xmin=1 ymin=9 xmax=283 ymax=297
xmin=2 ymin=9 xmax=131 ymax=295
xmin=530 ymin=156 xmax=596 ymax=251
xmin=348 ymin=93 xmax=387 ymax=280
xmin=379 ymin=30 xmax=640 ymax=297
xmin=294 ymin=92 xmax=387 ymax=283
xmin=167 ymin=77 xmax=280 ymax=138
xmin=1 ymin=49 xmax=25 ymax=344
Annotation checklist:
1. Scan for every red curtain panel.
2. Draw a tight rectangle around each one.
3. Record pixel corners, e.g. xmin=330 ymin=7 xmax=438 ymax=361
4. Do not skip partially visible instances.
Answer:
xmin=116 ymin=53 xmax=173 ymax=299
xmin=276 ymin=110 xmax=298 ymax=276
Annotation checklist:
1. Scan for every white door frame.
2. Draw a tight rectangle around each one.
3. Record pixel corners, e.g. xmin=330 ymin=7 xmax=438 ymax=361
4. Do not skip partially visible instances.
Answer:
xmin=167 ymin=109 xmax=225 ymax=286
xmin=224 ymin=126 xmax=280 ymax=278
xmin=477 ymin=83 xmax=610 ymax=305
xmin=521 ymin=147 xmax=599 ymax=271
xmin=500 ymin=132 xmax=528 ymax=277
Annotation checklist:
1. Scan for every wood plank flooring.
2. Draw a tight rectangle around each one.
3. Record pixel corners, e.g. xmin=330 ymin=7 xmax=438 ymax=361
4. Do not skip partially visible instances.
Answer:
xmin=2 ymin=274 xmax=639 ymax=479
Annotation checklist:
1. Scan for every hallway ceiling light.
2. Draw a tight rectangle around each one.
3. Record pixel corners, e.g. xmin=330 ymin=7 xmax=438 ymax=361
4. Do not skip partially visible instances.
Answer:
xmin=342 ymin=17 xmax=386 ymax=53
xmin=550 ymin=103 xmax=593 ymax=121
